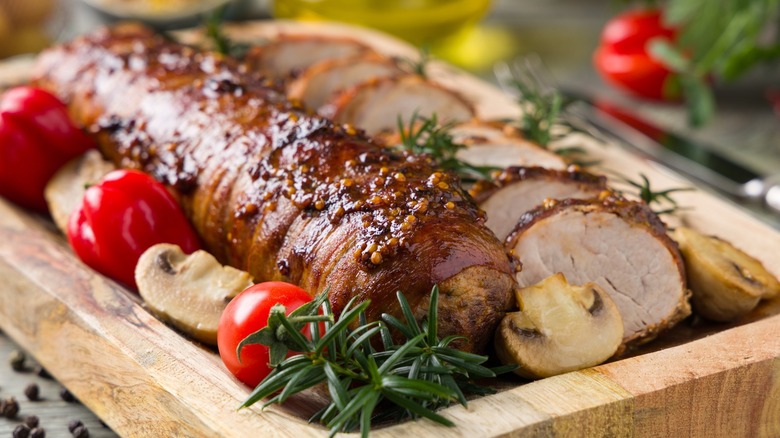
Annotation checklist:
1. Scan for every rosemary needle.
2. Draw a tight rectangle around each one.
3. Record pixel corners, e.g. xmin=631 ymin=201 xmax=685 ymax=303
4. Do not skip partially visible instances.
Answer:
xmin=396 ymin=112 xmax=499 ymax=184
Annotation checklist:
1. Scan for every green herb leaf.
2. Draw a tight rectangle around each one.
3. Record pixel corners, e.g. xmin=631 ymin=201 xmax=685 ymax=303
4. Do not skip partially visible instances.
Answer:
xmin=203 ymin=6 xmax=251 ymax=59
xmin=395 ymin=112 xmax=499 ymax=183
xmin=238 ymin=285 xmax=508 ymax=436
xmin=679 ymin=75 xmax=715 ymax=128
xmin=618 ymin=173 xmax=694 ymax=215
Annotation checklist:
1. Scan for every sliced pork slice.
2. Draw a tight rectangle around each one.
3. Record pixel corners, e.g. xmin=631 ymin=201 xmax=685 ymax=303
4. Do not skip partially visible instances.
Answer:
xmin=450 ymin=121 xmax=568 ymax=170
xmin=471 ymin=166 xmax=608 ymax=241
xmin=245 ymin=34 xmax=374 ymax=79
xmin=319 ymin=74 xmax=475 ymax=136
xmin=506 ymin=196 xmax=691 ymax=346
xmin=287 ymin=53 xmax=404 ymax=110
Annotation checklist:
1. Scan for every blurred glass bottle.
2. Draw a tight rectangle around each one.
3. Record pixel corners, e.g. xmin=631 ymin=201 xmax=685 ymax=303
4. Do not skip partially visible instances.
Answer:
xmin=0 ymin=0 xmax=64 ymax=59
xmin=273 ymin=0 xmax=493 ymax=65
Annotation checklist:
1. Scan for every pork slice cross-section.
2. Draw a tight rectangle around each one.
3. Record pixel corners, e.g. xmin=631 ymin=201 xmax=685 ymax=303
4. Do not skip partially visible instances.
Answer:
xmin=506 ymin=197 xmax=691 ymax=346
xmin=246 ymin=34 xmax=374 ymax=79
xmin=473 ymin=167 xmax=608 ymax=241
xmin=286 ymin=53 xmax=404 ymax=110
xmin=319 ymin=74 xmax=475 ymax=136
xmin=450 ymin=121 xmax=568 ymax=170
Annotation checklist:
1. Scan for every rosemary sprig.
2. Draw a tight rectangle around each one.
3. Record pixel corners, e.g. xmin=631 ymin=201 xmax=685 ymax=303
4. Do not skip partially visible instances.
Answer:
xmin=511 ymin=77 xmax=569 ymax=148
xmin=239 ymin=286 xmax=512 ymax=437
xmin=398 ymin=45 xmax=432 ymax=78
xmin=204 ymin=6 xmax=251 ymax=59
xmin=396 ymin=113 xmax=499 ymax=183
xmin=620 ymin=173 xmax=694 ymax=215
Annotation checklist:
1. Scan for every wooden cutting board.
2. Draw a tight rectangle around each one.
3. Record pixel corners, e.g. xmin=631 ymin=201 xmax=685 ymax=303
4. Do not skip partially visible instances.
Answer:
xmin=1 ymin=20 xmax=779 ymax=437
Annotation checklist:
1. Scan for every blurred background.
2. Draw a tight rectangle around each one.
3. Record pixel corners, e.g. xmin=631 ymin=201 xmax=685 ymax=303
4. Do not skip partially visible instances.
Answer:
xmin=0 ymin=0 xmax=778 ymax=211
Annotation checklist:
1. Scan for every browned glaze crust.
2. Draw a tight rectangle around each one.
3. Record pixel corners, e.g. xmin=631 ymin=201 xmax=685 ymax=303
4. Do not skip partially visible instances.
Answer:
xmin=507 ymin=196 xmax=674 ymax=249
xmin=31 ymin=24 xmax=514 ymax=351
xmin=469 ymin=166 xmax=608 ymax=204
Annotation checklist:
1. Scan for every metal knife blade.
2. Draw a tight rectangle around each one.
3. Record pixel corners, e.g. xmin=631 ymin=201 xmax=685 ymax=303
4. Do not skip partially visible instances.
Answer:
xmin=563 ymin=94 xmax=780 ymax=212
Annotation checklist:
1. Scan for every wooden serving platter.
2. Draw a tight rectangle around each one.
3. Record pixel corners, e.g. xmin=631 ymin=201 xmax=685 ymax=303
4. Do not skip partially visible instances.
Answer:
xmin=1 ymin=20 xmax=779 ymax=437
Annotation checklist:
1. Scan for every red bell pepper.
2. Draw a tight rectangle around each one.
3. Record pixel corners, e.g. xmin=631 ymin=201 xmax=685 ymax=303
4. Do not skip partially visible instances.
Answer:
xmin=67 ymin=169 xmax=202 ymax=290
xmin=0 ymin=86 xmax=95 ymax=212
xmin=593 ymin=9 xmax=679 ymax=101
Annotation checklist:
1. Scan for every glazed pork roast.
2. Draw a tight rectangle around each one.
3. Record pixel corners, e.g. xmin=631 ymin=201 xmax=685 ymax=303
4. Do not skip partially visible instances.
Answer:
xmin=31 ymin=24 xmax=516 ymax=352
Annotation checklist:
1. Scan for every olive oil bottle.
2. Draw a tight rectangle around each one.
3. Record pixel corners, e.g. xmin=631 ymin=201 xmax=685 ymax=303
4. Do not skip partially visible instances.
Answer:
xmin=273 ymin=0 xmax=492 ymax=47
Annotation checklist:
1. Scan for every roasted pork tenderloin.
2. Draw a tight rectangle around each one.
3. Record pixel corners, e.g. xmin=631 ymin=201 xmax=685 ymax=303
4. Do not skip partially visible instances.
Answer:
xmin=471 ymin=166 xmax=608 ymax=241
xmin=32 ymin=24 xmax=515 ymax=352
xmin=506 ymin=196 xmax=691 ymax=346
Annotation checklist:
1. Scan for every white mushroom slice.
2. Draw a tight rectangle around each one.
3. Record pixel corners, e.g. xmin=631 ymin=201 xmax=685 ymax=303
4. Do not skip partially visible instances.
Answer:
xmin=506 ymin=196 xmax=691 ymax=346
xmin=495 ymin=273 xmax=623 ymax=379
xmin=471 ymin=166 xmax=608 ymax=241
xmin=287 ymin=53 xmax=404 ymax=110
xmin=319 ymin=75 xmax=475 ymax=136
xmin=450 ymin=121 xmax=568 ymax=170
xmin=44 ymin=150 xmax=116 ymax=233
xmin=246 ymin=34 xmax=373 ymax=79
xmin=136 ymin=243 xmax=254 ymax=346
xmin=673 ymin=226 xmax=780 ymax=322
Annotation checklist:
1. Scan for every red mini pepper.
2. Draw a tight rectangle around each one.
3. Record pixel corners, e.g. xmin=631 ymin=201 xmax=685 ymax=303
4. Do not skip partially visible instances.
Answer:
xmin=67 ymin=169 xmax=202 ymax=290
xmin=0 ymin=86 xmax=95 ymax=212
xmin=593 ymin=9 xmax=679 ymax=101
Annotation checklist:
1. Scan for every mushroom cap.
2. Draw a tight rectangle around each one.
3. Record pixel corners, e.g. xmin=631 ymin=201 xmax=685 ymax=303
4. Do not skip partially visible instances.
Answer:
xmin=494 ymin=273 xmax=623 ymax=379
xmin=674 ymin=226 xmax=780 ymax=322
xmin=135 ymin=243 xmax=254 ymax=345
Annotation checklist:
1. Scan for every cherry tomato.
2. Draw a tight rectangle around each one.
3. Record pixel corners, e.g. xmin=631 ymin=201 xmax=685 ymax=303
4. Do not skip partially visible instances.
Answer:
xmin=67 ymin=169 xmax=201 ymax=289
xmin=0 ymin=86 xmax=95 ymax=212
xmin=218 ymin=282 xmax=313 ymax=388
xmin=594 ymin=8 xmax=679 ymax=101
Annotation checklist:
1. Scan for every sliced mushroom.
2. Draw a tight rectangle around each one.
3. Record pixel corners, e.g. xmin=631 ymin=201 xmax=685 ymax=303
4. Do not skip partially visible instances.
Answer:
xmin=494 ymin=273 xmax=623 ymax=379
xmin=44 ymin=150 xmax=116 ymax=233
xmin=673 ymin=226 xmax=780 ymax=322
xmin=135 ymin=243 xmax=254 ymax=345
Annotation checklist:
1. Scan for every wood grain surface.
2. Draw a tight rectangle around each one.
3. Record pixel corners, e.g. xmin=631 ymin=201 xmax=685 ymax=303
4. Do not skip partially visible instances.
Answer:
xmin=0 ymin=20 xmax=779 ymax=437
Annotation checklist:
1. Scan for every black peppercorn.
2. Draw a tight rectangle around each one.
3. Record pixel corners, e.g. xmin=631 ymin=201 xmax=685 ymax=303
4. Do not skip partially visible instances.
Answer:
xmin=67 ymin=420 xmax=84 ymax=433
xmin=24 ymin=383 xmax=40 ymax=401
xmin=12 ymin=424 xmax=31 ymax=438
xmin=60 ymin=388 xmax=75 ymax=403
xmin=9 ymin=350 xmax=26 ymax=372
xmin=25 ymin=415 xmax=40 ymax=428
xmin=34 ymin=365 xmax=52 ymax=380
xmin=2 ymin=397 xmax=19 ymax=418
xmin=72 ymin=425 xmax=90 ymax=438
xmin=29 ymin=427 xmax=45 ymax=438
